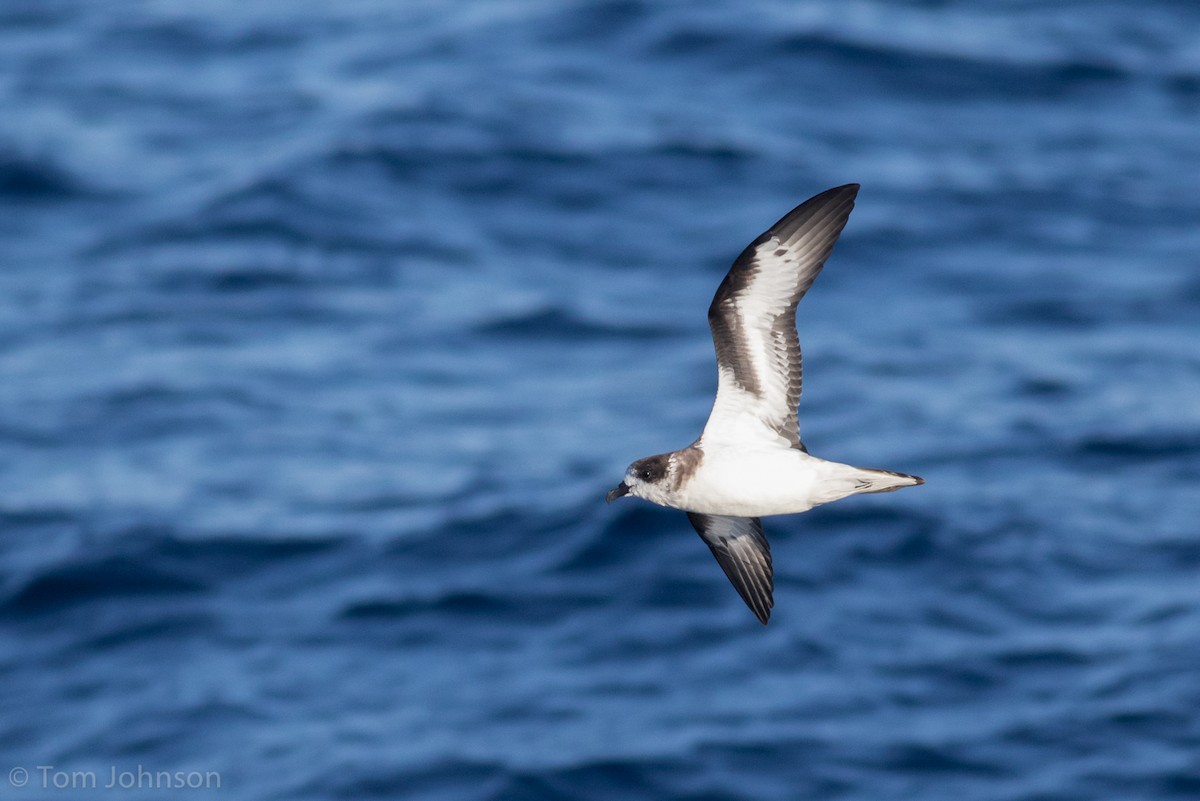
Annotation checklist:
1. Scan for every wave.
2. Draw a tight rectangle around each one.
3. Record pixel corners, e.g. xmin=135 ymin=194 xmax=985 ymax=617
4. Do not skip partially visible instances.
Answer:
xmin=4 ymin=556 xmax=206 ymax=616
xmin=1 ymin=532 xmax=347 ymax=618
xmin=0 ymin=150 xmax=93 ymax=201
xmin=476 ymin=308 xmax=682 ymax=342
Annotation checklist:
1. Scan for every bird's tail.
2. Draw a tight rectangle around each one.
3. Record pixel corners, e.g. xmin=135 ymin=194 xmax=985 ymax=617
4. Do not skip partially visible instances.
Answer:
xmin=850 ymin=466 xmax=924 ymax=495
xmin=812 ymin=463 xmax=924 ymax=505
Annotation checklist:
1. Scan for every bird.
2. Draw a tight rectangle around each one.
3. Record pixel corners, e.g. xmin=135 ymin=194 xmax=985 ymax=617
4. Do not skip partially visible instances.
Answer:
xmin=606 ymin=184 xmax=923 ymax=625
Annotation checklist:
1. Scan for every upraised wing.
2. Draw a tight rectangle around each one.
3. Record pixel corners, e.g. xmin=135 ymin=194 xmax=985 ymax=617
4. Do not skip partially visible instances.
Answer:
xmin=700 ymin=184 xmax=859 ymax=450
xmin=687 ymin=512 xmax=773 ymax=625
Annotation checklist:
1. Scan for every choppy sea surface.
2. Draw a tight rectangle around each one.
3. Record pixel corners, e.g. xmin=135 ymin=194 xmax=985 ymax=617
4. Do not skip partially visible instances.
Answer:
xmin=2 ymin=2 xmax=1199 ymax=799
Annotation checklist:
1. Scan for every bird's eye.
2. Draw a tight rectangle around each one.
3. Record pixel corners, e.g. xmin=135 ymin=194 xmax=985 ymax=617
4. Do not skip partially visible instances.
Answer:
xmin=640 ymin=469 xmax=652 ymax=481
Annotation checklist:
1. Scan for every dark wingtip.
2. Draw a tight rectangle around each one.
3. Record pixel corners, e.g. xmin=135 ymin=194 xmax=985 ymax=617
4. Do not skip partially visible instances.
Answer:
xmin=823 ymin=183 xmax=860 ymax=201
xmin=745 ymin=590 xmax=773 ymax=626
xmin=913 ymin=475 xmax=925 ymax=486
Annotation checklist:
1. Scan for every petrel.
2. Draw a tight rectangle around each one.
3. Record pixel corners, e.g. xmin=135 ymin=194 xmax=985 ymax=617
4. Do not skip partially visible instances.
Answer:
xmin=606 ymin=184 xmax=923 ymax=625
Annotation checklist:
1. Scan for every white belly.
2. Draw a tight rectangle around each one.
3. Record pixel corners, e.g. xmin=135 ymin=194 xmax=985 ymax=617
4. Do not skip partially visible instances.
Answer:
xmin=674 ymin=446 xmax=827 ymax=517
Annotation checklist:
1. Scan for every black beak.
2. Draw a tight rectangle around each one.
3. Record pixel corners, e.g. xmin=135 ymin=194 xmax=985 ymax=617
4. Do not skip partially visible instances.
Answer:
xmin=605 ymin=481 xmax=630 ymax=503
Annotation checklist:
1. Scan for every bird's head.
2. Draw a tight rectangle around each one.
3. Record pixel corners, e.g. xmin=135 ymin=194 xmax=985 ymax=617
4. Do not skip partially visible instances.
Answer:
xmin=606 ymin=453 xmax=671 ymax=505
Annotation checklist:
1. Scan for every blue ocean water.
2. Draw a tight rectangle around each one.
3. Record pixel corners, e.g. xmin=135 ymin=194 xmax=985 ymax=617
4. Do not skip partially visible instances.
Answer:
xmin=2 ymin=1 xmax=1199 ymax=799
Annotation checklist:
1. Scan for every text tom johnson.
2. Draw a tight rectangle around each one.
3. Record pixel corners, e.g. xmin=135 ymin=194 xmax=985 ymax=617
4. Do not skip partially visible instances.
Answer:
xmin=35 ymin=765 xmax=222 ymax=790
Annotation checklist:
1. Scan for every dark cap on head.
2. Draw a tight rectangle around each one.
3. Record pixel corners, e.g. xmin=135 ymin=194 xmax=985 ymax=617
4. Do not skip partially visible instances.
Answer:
xmin=629 ymin=454 xmax=668 ymax=483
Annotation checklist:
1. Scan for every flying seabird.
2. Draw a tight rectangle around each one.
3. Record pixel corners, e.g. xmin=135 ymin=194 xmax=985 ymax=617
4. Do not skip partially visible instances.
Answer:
xmin=606 ymin=184 xmax=923 ymax=625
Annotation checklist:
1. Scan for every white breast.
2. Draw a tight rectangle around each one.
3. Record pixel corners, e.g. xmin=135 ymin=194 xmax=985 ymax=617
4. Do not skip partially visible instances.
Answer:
xmin=675 ymin=445 xmax=825 ymax=517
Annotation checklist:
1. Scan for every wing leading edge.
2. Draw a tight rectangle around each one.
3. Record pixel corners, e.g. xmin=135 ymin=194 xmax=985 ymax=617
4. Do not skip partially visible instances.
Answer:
xmin=701 ymin=184 xmax=859 ymax=450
